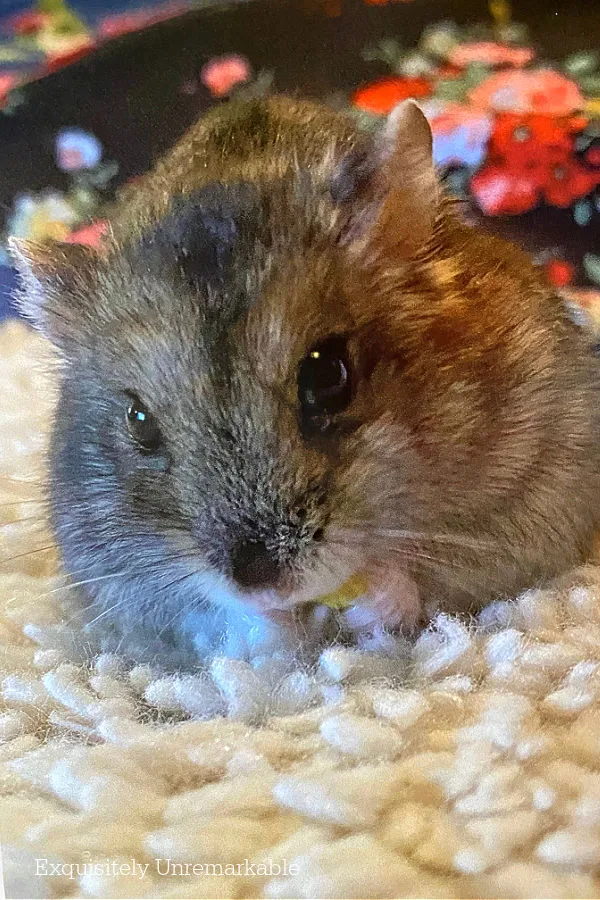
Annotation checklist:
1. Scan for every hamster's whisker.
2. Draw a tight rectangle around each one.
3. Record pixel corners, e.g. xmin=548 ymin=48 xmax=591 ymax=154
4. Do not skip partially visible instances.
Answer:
xmin=325 ymin=531 xmax=447 ymax=562
xmin=336 ymin=524 xmax=495 ymax=551
xmin=0 ymin=499 xmax=46 ymax=507
xmin=0 ymin=475 xmax=45 ymax=485
xmin=86 ymin=594 xmax=139 ymax=628
xmin=325 ymin=533 xmax=482 ymax=579
xmin=43 ymin=550 xmax=204 ymax=591
xmin=40 ymin=552 xmax=207 ymax=605
xmin=154 ymin=574 xmax=206 ymax=638
xmin=33 ymin=571 xmax=127 ymax=601
xmin=0 ymin=518 xmax=47 ymax=529
xmin=380 ymin=531 xmax=494 ymax=551
xmin=0 ymin=545 xmax=56 ymax=565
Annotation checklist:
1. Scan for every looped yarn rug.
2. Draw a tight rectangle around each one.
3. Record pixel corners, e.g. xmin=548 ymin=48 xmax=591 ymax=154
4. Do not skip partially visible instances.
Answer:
xmin=4 ymin=322 xmax=600 ymax=897
xmin=3 ymin=0 xmax=600 ymax=897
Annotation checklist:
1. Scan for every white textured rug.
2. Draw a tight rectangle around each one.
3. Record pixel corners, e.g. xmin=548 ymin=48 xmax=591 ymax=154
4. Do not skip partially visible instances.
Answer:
xmin=3 ymin=320 xmax=600 ymax=899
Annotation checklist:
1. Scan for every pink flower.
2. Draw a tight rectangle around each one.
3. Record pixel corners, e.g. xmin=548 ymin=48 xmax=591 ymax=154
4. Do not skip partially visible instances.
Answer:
xmin=449 ymin=42 xmax=534 ymax=69
xmin=0 ymin=73 xmax=17 ymax=108
xmin=471 ymin=165 xmax=540 ymax=215
xmin=200 ymin=55 xmax=252 ymax=98
xmin=470 ymin=69 xmax=584 ymax=117
xmin=8 ymin=10 xmax=50 ymax=34
xmin=65 ymin=220 xmax=108 ymax=248
xmin=98 ymin=2 xmax=187 ymax=40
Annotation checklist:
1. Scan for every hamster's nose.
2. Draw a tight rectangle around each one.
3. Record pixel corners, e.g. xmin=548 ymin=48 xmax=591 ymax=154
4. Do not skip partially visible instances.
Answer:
xmin=230 ymin=539 xmax=281 ymax=591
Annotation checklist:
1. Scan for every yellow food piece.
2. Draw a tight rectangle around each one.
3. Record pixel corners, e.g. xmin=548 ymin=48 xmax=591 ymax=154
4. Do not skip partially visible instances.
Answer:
xmin=314 ymin=574 xmax=369 ymax=609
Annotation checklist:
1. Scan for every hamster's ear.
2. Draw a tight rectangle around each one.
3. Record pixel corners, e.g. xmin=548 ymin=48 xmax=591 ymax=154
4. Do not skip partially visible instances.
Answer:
xmin=9 ymin=238 xmax=98 ymax=349
xmin=333 ymin=100 xmax=439 ymax=256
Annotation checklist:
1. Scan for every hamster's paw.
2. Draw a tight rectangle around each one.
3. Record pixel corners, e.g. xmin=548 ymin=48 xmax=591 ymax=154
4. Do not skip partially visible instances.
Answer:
xmin=341 ymin=570 xmax=421 ymax=636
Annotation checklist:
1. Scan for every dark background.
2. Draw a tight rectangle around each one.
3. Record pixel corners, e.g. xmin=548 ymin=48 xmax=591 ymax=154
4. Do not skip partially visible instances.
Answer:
xmin=0 ymin=0 xmax=599 ymax=314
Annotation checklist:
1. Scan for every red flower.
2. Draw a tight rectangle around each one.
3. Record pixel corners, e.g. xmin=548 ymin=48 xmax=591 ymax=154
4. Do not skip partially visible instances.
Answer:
xmin=478 ymin=112 xmax=599 ymax=210
xmin=545 ymin=259 xmax=575 ymax=288
xmin=98 ymin=2 xmax=187 ymax=39
xmin=488 ymin=114 xmax=575 ymax=169
xmin=471 ymin=165 xmax=540 ymax=215
xmin=9 ymin=10 xmax=50 ymax=34
xmin=542 ymin=160 xmax=600 ymax=207
xmin=352 ymin=76 xmax=431 ymax=115
xmin=587 ymin=146 xmax=600 ymax=168
xmin=472 ymin=152 xmax=599 ymax=215
xmin=578 ymin=137 xmax=600 ymax=170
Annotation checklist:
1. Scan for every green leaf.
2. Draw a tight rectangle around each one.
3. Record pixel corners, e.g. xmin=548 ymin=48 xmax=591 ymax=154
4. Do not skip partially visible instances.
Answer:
xmin=362 ymin=39 xmax=404 ymax=70
xmin=498 ymin=22 xmax=530 ymax=43
xmin=579 ymin=75 xmax=600 ymax=96
xmin=584 ymin=253 xmax=600 ymax=286
xmin=38 ymin=0 xmax=64 ymax=11
xmin=464 ymin=63 xmax=493 ymax=87
xmin=435 ymin=78 xmax=468 ymax=102
xmin=574 ymin=199 xmax=593 ymax=227
xmin=564 ymin=51 xmax=599 ymax=77
xmin=69 ymin=187 xmax=97 ymax=215
xmin=395 ymin=51 xmax=435 ymax=78
xmin=0 ymin=44 xmax=35 ymax=63
xmin=464 ymin=23 xmax=490 ymax=43
xmin=38 ymin=0 xmax=88 ymax=35
xmin=1 ymin=90 xmax=25 ymax=116
xmin=347 ymin=107 xmax=382 ymax=132
xmin=75 ymin=161 xmax=119 ymax=190
xmin=231 ymin=69 xmax=274 ymax=101
xmin=419 ymin=22 xmax=459 ymax=60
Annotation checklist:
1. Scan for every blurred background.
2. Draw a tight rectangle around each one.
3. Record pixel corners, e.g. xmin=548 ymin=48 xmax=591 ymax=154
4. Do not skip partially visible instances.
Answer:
xmin=0 ymin=0 xmax=599 ymax=321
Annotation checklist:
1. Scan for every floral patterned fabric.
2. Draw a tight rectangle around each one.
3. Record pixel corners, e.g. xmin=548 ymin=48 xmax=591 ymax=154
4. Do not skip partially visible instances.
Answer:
xmin=0 ymin=0 xmax=599 ymax=322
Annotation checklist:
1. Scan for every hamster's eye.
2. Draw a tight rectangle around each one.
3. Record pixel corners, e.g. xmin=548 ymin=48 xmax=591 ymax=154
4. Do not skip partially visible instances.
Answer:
xmin=298 ymin=336 xmax=352 ymax=428
xmin=126 ymin=396 xmax=162 ymax=453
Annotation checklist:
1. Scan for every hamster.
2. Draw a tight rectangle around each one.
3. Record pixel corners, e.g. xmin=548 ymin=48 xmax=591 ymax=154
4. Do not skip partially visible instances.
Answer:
xmin=10 ymin=95 xmax=600 ymax=656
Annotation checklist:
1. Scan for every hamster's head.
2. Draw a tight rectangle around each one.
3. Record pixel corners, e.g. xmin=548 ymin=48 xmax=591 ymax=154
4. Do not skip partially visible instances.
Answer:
xmin=13 ymin=99 xmax=558 ymax=625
